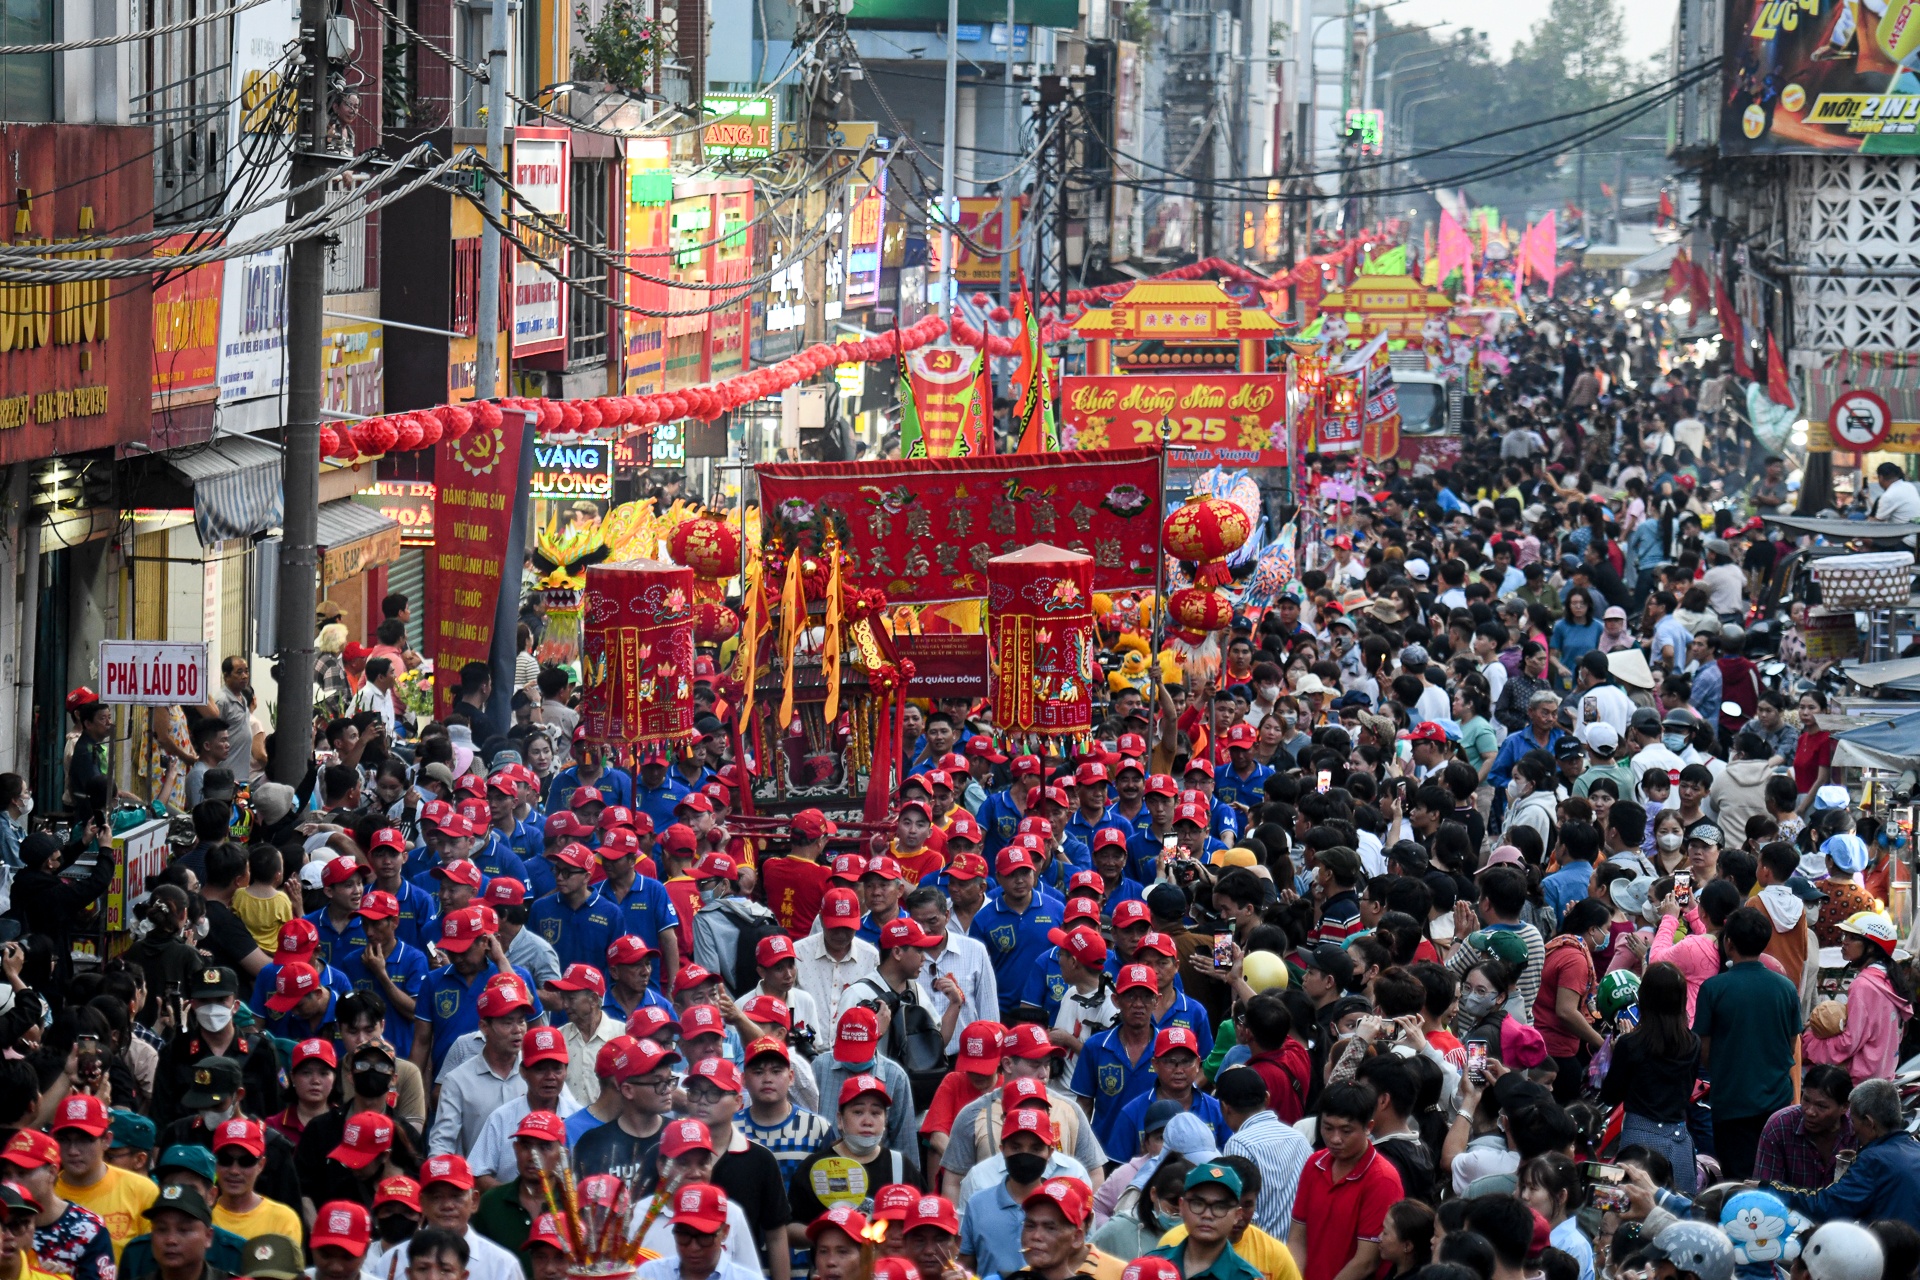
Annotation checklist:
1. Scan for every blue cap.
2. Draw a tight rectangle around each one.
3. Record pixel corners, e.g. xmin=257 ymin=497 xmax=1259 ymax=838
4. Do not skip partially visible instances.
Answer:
xmin=1812 ymin=785 xmax=1851 ymax=811
xmin=108 ymin=1110 xmax=156 ymax=1152
xmin=155 ymin=1144 xmax=217 ymax=1182
xmin=1821 ymin=833 xmax=1870 ymax=874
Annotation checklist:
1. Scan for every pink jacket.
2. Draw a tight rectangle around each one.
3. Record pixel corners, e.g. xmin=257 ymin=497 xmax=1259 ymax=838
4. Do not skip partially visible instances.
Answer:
xmin=1649 ymin=908 xmax=1721 ymax=1022
xmin=1806 ymin=965 xmax=1914 ymax=1084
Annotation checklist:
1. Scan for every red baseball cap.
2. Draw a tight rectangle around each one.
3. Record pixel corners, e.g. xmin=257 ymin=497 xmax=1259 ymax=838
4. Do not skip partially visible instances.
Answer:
xmin=876 ymin=917 xmax=939 ymax=950
xmin=480 ymin=876 xmax=525 ymax=907
xmin=946 ymin=813 xmax=983 ymax=844
xmin=373 ymin=1177 xmax=422 ymax=1212
xmin=1183 ymin=758 xmax=1216 ymax=778
xmin=357 ymin=889 xmax=399 ymax=921
xmin=1145 ymin=774 xmax=1180 ymax=797
xmin=477 ymin=976 xmax=534 ymax=1018
xmin=292 ymin=1038 xmax=338 ymax=1070
xmin=432 ymin=858 xmax=484 ymax=889
xmin=670 ymin=1183 xmax=729 ymax=1233
xmin=829 ymin=853 xmax=868 ymax=883
xmin=675 ymin=792 xmax=714 ymax=815
xmin=1010 ymin=754 xmax=1044 ymax=778
xmin=569 ymin=785 xmax=606 ymax=810
xmin=420 ymin=1155 xmax=474 ymax=1190
xmin=835 ymin=1008 xmax=881 ymax=1063
xmin=904 ymin=1194 xmax=961 ymax=1236
xmin=550 ymin=963 xmax=607 ymax=996
xmin=597 ymin=827 xmax=642 ymax=858
xmin=688 ymin=1057 xmax=743 ymax=1093
xmin=368 ymin=826 xmax=408 ymax=854
xmin=671 ymin=964 xmax=718 ymax=995
xmin=1003 ymin=1024 xmax=1065 ymax=1060
xmin=820 ymin=887 xmax=862 ymax=925
xmin=837 ymin=1071 xmax=891 ymax=1107
xmin=740 ymin=995 xmax=791 ymax=1029
xmin=1067 ymin=870 xmax=1105 ymax=896
xmin=521 ymin=1026 xmax=569 ymax=1066
xmin=598 ymin=805 xmax=637 ymax=831
xmin=865 ymin=855 xmax=904 ymax=881
xmin=1048 ymin=925 xmax=1109 ymax=966
xmin=211 ymin=1117 xmax=265 ymax=1156
xmin=661 ymin=823 xmax=699 ymax=854
xmin=806 ymin=1205 xmax=869 ymax=1244
xmin=660 ymin=1118 xmax=715 ymax=1158
xmin=1222 ymin=724 xmax=1257 ymax=750
xmin=549 ymin=842 xmax=596 ymax=872
xmin=1399 ymin=721 xmax=1448 ymax=745
xmin=966 ymin=738 xmax=1008 ymax=763
xmin=1064 ymin=898 xmax=1100 ymax=925
xmin=1092 ymin=828 xmax=1130 ymax=852
xmin=1173 ymin=802 xmax=1210 ymax=826
xmin=789 ymin=809 xmax=837 ymax=842
xmin=266 ymin=962 xmax=322 ymax=1012
xmin=625 ymin=1007 xmax=682 ymax=1043
xmin=755 ymin=934 xmax=797 ymax=966
xmin=744 ymin=1035 xmax=792 ymax=1064
xmin=1116 ymin=963 xmax=1159 ymax=995
xmin=544 ymin=812 xmax=587 ymax=840
xmin=607 ymin=935 xmax=656 ymax=966
xmin=322 ymin=857 xmax=366 ymax=887
xmin=996 ymin=847 xmax=1035 ymax=876
xmin=594 ymin=1036 xmax=641 ymax=1081
xmin=312 ymin=1201 xmax=372 ymax=1256
xmin=897 ymin=798 xmax=933 ymax=823
xmin=420 ymin=799 xmax=455 ymax=828
xmin=691 ymin=853 xmax=738 ymax=881
xmin=1113 ymin=900 xmax=1152 ymax=929
xmin=1074 ymin=762 xmax=1109 ymax=786
xmin=946 ymin=852 xmax=989 ymax=880
xmin=606 ymin=1037 xmax=681 ymax=1082
xmin=328 ymin=1114 xmax=394 ymax=1169
xmin=274 ymin=918 xmax=319 ymax=960
xmin=50 ymin=1093 xmax=110 ymax=1137
xmin=1002 ymin=1076 xmax=1050 ymax=1109
xmin=0 ymin=1131 xmax=57 ymax=1171
xmin=1153 ymin=1027 xmax=1201 ymax=1058
xmin=873 ymin=1184 xmax=920 ymax=1222
xmin=1023 ymin=1177 xmax=1091 ymax=1227
xmin=1039 ymin=785 xmax=1072 ymax=810
xmin=527 ymin=1213 xmax=569 ymax=1252
xmin=681 ymin=1004 xmax=727 ymax=1040
xmin=956 ymin=1021 xmax=1007 ymax=1073
xmin=1135 ymin=931 xmax=1177 ymax=958
xmin=1115 ymin=756 xmax=1146 ymax=777
xmin=1002 ymin=1107 xmax=1055 ymax=1143
xmin=513 ymin=1110 xmax=568 ymax=1143
xmin=1017 ymin=815 xmax=1053 ymax=840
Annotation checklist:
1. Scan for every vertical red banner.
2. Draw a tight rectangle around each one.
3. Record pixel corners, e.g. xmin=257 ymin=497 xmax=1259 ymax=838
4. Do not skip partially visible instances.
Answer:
xmin=429 ymin=410 xmax=528 ymax=715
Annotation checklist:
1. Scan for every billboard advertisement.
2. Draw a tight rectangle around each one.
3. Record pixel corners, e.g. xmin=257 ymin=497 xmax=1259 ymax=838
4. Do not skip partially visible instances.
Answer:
xmin=1724 ymin=0 xmax=1920 ymax=152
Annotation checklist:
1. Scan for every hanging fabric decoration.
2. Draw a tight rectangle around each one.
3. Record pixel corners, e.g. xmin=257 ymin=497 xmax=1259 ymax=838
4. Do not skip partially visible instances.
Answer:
xmin=578 ymin=560 xmax=698 ymax=751
xmin=734 ymin=555 xmax=767 ymax=732
xmin=1012 ymin=288 xmax=1060 ymax=453
xmin=821 ymin=548 xmax=845 ymax=723
xmin=987 ymin=545 xmax=1096 ymax=737
xmin=776 ymin=550 xmax=807 ymax=729
xmin=897 ymin=349 xmax=927 ymax=459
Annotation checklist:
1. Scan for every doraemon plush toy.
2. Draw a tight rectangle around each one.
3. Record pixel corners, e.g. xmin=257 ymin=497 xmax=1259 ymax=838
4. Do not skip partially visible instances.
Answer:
xmin=1719 ymin=1189 xmax=1811 ymax=1280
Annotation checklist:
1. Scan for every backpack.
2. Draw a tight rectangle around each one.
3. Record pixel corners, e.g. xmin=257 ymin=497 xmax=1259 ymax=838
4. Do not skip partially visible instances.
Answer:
xmin=721 ymin=898 xmax=786 ymax=997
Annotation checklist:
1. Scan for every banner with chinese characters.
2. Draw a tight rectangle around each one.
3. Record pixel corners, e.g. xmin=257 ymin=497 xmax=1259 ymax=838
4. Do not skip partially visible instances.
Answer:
xmin=756 ymin=447 xmax=1162 ymax=603
xmin=1058 ymin=374 xmax=1288 ymax=468
xmin=988 ymin=545 xmax=1096 ymax=736
xmin=429 ymin=408 xmax=530 ymax=716
xmin=1316 ymin=371 xmax=1364 ymax=453
xmin=579 ymin=559 xmax=698 ymax=747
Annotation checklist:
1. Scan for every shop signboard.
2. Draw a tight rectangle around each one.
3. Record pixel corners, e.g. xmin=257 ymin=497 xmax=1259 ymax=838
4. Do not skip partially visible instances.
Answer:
xmin=217 ymin=0 xmax=297 ymax=403
xmin=107 ymin=817 xmax=172 ymax=932
xmin=321 ymin=317 xmax=384 ymax=418
xmin=952 ymin=197 xmax=1020 ymax=284
xmin=152 ymin=234 xmax=224 ymax=401
xmin=97 ymin=640 xmax=208 ymax=705
xmin=1058 ymin=373 xmax=1289 ymax=468
xmin=845 ymin=166 xmax=887 ymax=309
xmin=511 ymin=126 xmax=570 ymax=355
xmin=0 ymin=125 xmax=156 ymax=466
xmin=702 ymin=94 xmax=778 ymax=159
xmin=1723 ymin=0 xmax=1920 ymax=153
xmin=896 ymin=633 xmax=989 ymax=695
xmin=531 ymin=439 xmax=614 ymax=499
xmin=355 ymin=480 xmax=435 ymax=545
xmin=625 ymin=138 xmax=671 ymax=395
xmin=705 ymin=185 xmax=754 ymax=380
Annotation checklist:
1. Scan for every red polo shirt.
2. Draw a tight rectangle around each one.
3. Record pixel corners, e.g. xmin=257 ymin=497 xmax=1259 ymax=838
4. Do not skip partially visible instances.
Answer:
xmin=1291 ymin=1145 xmax=1403 ymax=1280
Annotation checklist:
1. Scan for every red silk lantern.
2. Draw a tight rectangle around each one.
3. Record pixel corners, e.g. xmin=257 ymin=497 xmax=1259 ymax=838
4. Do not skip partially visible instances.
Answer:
xmin=694 ymin=600 xmax=739 ymax=643
xmin=668 ymin=516 xmax=742 ymax=579
xmin=318 ymin=426 xmax=341 ymax=456
xmin=1162 ymin=496 xmax=1252 ymax=586
xmin=1169 ymin=586 xmax=1233 ymax=632
xmin=536 ymin=399 xmax=563 ymax=432
xmin=328 ymin=426 xmax=360 ymax=460
xmin=558 ymin=400 xmax=584 ymax=432
xmin=578 ymin=559 xmax=698 ymax=747
xmin=987 ymin=544 xmax=1097 ymax=737
xmin=353 ymin=416 xmax=400 ymax=455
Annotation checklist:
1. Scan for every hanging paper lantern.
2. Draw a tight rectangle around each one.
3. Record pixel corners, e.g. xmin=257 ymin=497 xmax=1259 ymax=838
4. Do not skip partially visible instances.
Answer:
xmin=1168 ymin=586 xmax=1234 ymax=633
xmin=578 ymin=559 xmax=698 ymax=748
xmin=1162 ymin=496 xmax=1253 ymax=565
xmin=556 ymin=400 xmax=581 ymax=433
xmin=318 ymin=426 xmax=341 ymax=456
xmin=410 ymin=412 xmax=442 ymax=450
xmin=534 ymin=399 xmax=562 ymax=432
xmin=694 ymin=600 xmax=740 ymax=643
xmin=327 ymin=426 xmax=360 ymax=460
xmin=577 ymin=399 xmax=603 ymax=433
xmin=389 ymin=413 xmax=425 ymax=452
xmin=668 ymin=516 xmax=742 ymax=580
xmin=353 ymin=416 xmax=400 ymax=456
xmin=987 ymin=544 xmax=1097 ymax=737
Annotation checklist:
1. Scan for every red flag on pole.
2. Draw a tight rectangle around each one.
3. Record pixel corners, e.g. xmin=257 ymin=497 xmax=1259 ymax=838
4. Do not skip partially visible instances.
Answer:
xmin=1765 ymin=329 xmax=1795 ymax=407
xmin=1658 ymin=190 xmax=1675 ymax=227
xmin=1714 ymin=281 xmax=1753 ymax=381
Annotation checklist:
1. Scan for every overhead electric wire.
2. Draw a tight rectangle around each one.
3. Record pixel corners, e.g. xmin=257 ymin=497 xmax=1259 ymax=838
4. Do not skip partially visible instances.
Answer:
xmin=0 ymin=0 xmax=271 ymax=54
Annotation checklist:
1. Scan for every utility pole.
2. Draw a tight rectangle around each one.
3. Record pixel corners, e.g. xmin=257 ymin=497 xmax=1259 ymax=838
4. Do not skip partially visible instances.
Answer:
xmin=939 ymin=0 xmax=960 ymax=325
xmin=271 ymin=0 xmax=330 ymax=785
xmin=475 ymin=0 xmax=510 ymax=402
xmin=998 ymin=0 xmax=1016 ymax=305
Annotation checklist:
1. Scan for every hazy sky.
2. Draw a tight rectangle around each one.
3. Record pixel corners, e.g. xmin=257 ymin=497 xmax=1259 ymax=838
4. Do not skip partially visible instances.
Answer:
xmin=1400 ymin=0 xmax=1677 ymax=65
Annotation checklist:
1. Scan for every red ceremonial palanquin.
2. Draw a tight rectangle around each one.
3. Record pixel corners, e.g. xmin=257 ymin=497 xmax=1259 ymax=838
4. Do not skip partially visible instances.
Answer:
xmin=987 ymin=545 xmax=1097 ymax=737
xmin=578 ymin=560 xmax=699 ymax=748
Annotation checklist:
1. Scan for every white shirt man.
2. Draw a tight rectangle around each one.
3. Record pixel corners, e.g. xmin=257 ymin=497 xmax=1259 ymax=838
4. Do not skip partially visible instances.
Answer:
xmin=426 ymin=1048 xmax=525 ymax=1156
xmin=916 ymin=909 xmax=999 ymax=1053
xmin=793 ymin=931 xmax=879 ymax=1019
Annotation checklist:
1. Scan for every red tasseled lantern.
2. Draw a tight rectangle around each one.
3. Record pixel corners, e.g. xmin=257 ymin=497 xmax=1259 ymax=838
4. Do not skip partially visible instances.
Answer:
xmin=536 ymin=399 xmax=563 ymax=432
xmin=1162 ymin=496 xmax=1253 ymax=585
xmin=328 ymin=426 xmax=361 ymax=460
xmin=1168 ymin=586 xmax=1234 ymax=632
xmin=577 ymin=399 xmax=603 ymax=433
xmin=971 ymin=292 xmax=992 ymax=307
xmin=440 ymin=403 xmax=474 ymax=439
xmin=414 ymin=412 xmax=444 ymax=450
xmin=669 ymin=516 xmax=743 ymax=579
xmin=694 ymin=600 xmax=740 ymax=643
xmin=557 ymin=400 xmax=583 ymax=432
xmin=390 ymin=413 xmax=425 ymax=452
xmin=353 ymin=416 xmax=400 ymax=455
xmin=631 ymin=397 xmax=658 ymax=425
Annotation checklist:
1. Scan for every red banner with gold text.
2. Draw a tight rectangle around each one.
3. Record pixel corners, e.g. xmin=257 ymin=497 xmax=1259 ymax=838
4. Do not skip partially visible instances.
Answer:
xmin=756 ymin=447 xmax=1162 ymax=604
xmin=907 ymin=347 xmax=977 ymax=457
xmin=1058 ymin=374 xmax=1289 ymax=468
xmin=429 ymin=411 xmax=529 ymax=715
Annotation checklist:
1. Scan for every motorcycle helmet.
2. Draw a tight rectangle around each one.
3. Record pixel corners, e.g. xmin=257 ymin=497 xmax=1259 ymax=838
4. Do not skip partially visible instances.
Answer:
xmin=1837 ymin=910 xmax=1899 ymax=953
xmin=1643 ymin=1222 xmax=1735 ymax=1280
xmin=1800 ymin=1223 xmax=1884 ymax=1280
xmin=1597 ymin=970 xmax=1641 ymax=1019
xmin=1661 ymin=706 xmax=1701 ymax=730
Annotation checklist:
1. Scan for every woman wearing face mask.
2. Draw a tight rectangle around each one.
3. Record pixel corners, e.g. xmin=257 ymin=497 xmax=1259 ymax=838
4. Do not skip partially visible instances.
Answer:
xmin=127 ymin=886 xmax=204 ymax=1030
xmin=1792 ymin=691 xmax=1835 ymax=816
xmin=784 ymin=1076 xmax=920 ymax=1226
xmin=1452 ymin=958 xmax=1520 ymax=1054
xmin=1089 ymin=1157 xmax=1193 ymax=1259
xmin=1647 ymin=809 xmax=1687 ymax=875
xmin=1532 ymin=899 xmax=1611 ymax=1103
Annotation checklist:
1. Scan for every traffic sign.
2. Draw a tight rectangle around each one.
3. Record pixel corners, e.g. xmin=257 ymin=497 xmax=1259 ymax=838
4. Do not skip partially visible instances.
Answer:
xmin=1829 ymin=388 xmax=1893 ymax=451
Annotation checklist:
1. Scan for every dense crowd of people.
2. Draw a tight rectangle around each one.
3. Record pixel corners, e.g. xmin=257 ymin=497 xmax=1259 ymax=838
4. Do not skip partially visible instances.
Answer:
xmin=0 ymin=298 xmax=1915 ymax=1280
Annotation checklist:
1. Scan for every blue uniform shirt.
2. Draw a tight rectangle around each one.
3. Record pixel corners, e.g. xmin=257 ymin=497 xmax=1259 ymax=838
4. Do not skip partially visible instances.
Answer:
xmin=1154 ymin=994 xmax=1215 ymax=1058
xmin=1070 ymin=1027 xmax=1157 ymax=1150
xmin=1064 ymin=808 xmax=1130 ymax=856
xmin=633 ymin=776 xmax=691 ymax=835
xmin=303 ymin=908 xmax=368 ymax=971
xmin=1217 ymin=761 xmax=1274 ymax=811
xmin=855 ymin=907 xmax=910 ymax=950
xmin=1018 ymin=947 xmax=1071 ymax=1022
xmin=472 ymin=832 xmax=532 ymax=886
xmin=250 ymin=960 xmax=354 ymax=1014
xmin=603 ymin=985 xmax=677 ymax=1021
xmin=1098 ymin=876 xmax=1149 ymax=918
xmin=969 ymin=892 xmax=1064 ymax=1012
xmin=607 ymin=877 xmax=682 ymax=961
xmin=528 ymin=889 xmax=625 ymax=971
xmin=416 ymin=960 xmax=541 ymax=1075
xmin=1104 ymin=1088 xmax=1230 ymax=1163
xmin=374 ymin=878 xmax=442 ymax=954
xmin=976 ymin=789 xmax=1030 ymax=856
xmin=548 ymin=765 xmax=636 ymax=815
xmin=339 ymin=939 xmax=431 ymax=1058
xmin=263 ymin=990 xmax=337 ymax=1042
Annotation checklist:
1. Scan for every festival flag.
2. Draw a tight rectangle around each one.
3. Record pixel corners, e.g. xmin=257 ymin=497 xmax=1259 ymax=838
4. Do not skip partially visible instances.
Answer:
xmin=1713 ymin=280 xmax=1754 ymax=381
xmin=1423 ymin=223 xmax=1435 ymax=261
xmin=1658 ymin=189 xmax=1676 ymax=227
xmin=896 ymin=350 xmax=927 ymax=458
xmin=1437 ymin=209 xmax=1474 ymax=299
xmin=1361 ymin=245 xmax=1407 ymax=275
xmin=948 ymin=345 xmax=992 ymax=457
xmin=1766 ymin=329 xmax=1795 ymax=407
xmin=1012 ymin=288 xmax=1059 ymax=453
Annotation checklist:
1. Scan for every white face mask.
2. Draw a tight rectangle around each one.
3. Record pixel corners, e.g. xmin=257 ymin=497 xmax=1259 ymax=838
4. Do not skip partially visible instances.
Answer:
xmin=194 ymin=1003 xmax=234 ymax=1033
xmin=13 ymin=795 xmax=29 ymax=818
xmin=1657 ymin=833 xmax=1683 ymax=852
xmin=1507 ymin=779 xmax=1530 ymax=801
xmin=841 ymin=1130 xmax=883 ymax=1156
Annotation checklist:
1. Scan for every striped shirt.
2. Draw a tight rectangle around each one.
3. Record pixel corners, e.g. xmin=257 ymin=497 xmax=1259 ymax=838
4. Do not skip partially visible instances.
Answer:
xmin=736 ymin=1105 xmax=833 ymax=1182
xmin=1445 ymin=921 xmax=1547 ymax=1021
xmin=1225 ymin=1108 xmax=1313 ymax=1235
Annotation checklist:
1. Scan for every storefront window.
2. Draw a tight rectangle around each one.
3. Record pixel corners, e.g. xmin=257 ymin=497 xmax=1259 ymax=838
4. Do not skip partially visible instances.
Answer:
xmin=0 ymin=0 xmax=53 ymax=123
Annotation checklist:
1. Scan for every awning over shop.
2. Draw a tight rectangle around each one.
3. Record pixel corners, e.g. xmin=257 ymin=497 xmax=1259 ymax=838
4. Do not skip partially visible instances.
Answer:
xmin=1807 ymin=352 xmax=1920 ymax=425
xmin=1832 ymin=708 xmax=1920 ymax=771
xmin=317 ymin=499 xmax=402 ymax=587
xmin=164 ymin=435 xmax=284 ymax=547
xmin=1765 ymin=515 xmax=1920 ymax=543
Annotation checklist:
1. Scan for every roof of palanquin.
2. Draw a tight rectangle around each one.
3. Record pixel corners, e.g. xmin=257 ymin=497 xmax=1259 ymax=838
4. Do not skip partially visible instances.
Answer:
xmin=1317 ymin=272 xmax=1454 ymax=315
xmin=1072 ymin=280 xmax=1283 ymax=337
